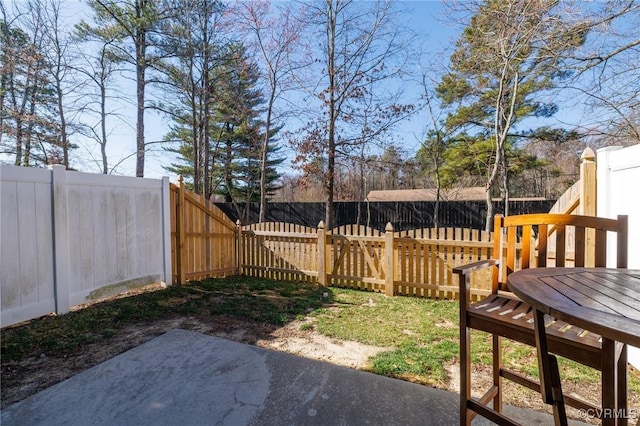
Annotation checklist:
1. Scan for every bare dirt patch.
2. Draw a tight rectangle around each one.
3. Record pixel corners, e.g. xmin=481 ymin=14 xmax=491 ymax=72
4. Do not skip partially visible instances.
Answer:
xmin=256 ymin=320 xmax=390 ymax=369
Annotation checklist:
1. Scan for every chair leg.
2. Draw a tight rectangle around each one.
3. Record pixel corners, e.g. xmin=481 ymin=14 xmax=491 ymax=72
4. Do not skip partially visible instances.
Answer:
xmin=493 ymin=334 xmax=502 ymax=413
xmin=549 ymin=355 xmax=568 ymax=426
xmin=602 ymin=338 xmax=618 ymax=426
xmin=460 ymin=325 xmax=471 ymax=425
xmin=533 ymin=310 xmax=568 ymax=426
xmin=618 ymin=344 xmax=628 ymax=426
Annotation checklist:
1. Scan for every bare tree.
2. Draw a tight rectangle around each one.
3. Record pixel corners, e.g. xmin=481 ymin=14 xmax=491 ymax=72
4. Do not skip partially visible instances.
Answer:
xmin=234 ymin=0 xmax=303 ymax=222
xmin=74 ymin=23 xmax=125 ymax=174
xmin=562 ymin=1 xmax=640 ymax=145
xmin=38 ymin=0 xmax=80 ymax=168
xmin=84 ymin=0 xmax=163 ymax=177
xmin=414 ymin=56 xmax=456 ymax=229
xmin=292 ymin=0 xmax=413 ymax=229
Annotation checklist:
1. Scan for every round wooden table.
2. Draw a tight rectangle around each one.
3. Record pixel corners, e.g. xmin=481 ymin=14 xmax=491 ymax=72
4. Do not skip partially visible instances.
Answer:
xmin=508 ymin=267 xmax=640 ymax=426
xmin=507 ymin=267 xmax=640 ymax=347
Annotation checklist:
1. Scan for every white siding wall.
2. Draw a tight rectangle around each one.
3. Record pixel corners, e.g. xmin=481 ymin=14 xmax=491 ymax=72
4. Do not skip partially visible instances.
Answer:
xmin=1 ymin=165 xmax=172 ymax=327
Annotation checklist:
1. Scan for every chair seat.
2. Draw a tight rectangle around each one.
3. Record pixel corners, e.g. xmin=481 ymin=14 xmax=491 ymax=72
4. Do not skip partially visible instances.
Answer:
xmin=467 ymin=294 xmax=605 ymax=369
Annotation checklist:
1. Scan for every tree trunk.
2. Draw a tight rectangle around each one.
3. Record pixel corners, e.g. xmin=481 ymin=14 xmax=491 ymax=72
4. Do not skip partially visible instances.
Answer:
xmin=190 ymin=86 xmax=199 ymax=192
xmin=324 ymin=0 xmax=336 ymax=230
xmin=56 ymin=75 xmax=68 ymax=167
xmin=258 ymin=82 xmax=276 ymax=223
xmin=135 ymin=52 xmax=145 ymax=177
xmin=485 ymin=184 xmax=494 ymax=233
xmin=502 ymin=154 xmax=509 ymax=217
xmin=100 ymin=78 xmax=108 ymax=173
xmin=134 ymin=1 xmax=146 ymax=177
xmin=202 ymin=73 xmax=211 ymax=199
xmin=484 ymin=145 xmax=501 ymax=232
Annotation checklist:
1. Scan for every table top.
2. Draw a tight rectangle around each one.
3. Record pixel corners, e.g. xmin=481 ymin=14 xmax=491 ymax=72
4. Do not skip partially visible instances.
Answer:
xmin=507 ymin=268 xmax=640 ymax=347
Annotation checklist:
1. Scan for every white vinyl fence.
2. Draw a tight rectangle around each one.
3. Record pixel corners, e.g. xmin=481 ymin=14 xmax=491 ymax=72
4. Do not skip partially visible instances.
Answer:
xmin=1 ymin=165 xmax=172 ymax=327
xmin=597 ymin=145 xmax=640 ymax=269
xmin=597 ymin=144 xmax=640 ymax=369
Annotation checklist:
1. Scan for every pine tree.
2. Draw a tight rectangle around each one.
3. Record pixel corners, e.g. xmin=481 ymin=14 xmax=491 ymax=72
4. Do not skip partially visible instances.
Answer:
xmin=211 ymin=44 xmax=283 ymax=221
xmin=436 ymin=0 xmax=589 ymax=229
xmin=158 ymin=0 xmax=227 ymax=196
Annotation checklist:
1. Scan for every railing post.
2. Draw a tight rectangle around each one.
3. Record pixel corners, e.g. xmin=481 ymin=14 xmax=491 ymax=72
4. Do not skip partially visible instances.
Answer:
xmin=580 ymin=148 xmax=597 ymax=266
xmin=580 ymin=147 xmax=597 ymax=216
xmin=177 ymin=176 xmax=186 ymax=285
xmin=385 ymin=222 xmax=395 ymax=296
xmin=236 ymin=219 xmax=243 ymax=276
xmin=317 ymin=221 xmax=327 ymax=286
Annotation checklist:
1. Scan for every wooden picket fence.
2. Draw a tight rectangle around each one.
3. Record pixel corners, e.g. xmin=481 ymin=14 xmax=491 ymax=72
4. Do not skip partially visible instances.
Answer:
xmin=170 ymin=178 xmax=496 ymax=299
xmin=240 ymin=222 xmax=319 ymax=284
xmin=240 ymin=221 xmax=495 ymax=300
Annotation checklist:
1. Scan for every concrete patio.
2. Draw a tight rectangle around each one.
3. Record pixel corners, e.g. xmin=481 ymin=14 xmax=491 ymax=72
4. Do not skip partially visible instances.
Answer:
xmin=1 ymin=329 xmax=588 ymax=425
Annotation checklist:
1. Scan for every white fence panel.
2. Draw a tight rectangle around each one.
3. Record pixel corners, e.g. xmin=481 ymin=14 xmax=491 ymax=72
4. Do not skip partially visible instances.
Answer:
xmin=597 ymin=145 xmax=640 ymax=269
xmin=597 ymin=144 xmax=640 ymax=370
xmin=1 ymin=165 xmax=172 ymax=327
xmin=64 ymin=172 xmax=168 ymax=307
xmin=1 ymin=166 xmax=56 ymax=326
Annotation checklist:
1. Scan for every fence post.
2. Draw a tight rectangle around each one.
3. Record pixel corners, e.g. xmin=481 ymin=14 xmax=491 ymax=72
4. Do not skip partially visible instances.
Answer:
xmin=161 ymin=176 xmax=173 ymax=286
xmin=317 ymin=221 xmax=327 ymax=286
xmin=236 ymin=219 xmax=243 ymax=276
xmin=177 ymin=176 xmax=186 ymax=285
xmin=51 ymin=165 xmax=71 ymax=314
xmin=580 ymin=147 xmax=597 ymax=216
xmin=384 ymin=222 xmax=394 ymax=296
xmin=580 ymin=148 xmax=597 ymax=266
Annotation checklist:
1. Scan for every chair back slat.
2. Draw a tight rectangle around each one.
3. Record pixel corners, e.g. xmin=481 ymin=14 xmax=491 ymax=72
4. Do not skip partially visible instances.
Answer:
xmin=521 ymin=225 xmax=532 ymax=270
xmin=555 ymin=225 xmax=566 ymax=267
xmin=492 ymin=214 xmax=502 ymax=260
xmin=538 ymin=224 xmax=548 ymax=267
xmin=595 ymin=229 xmax=607 ymax=267
xmin=618 ymin=216 xmax=628 ymax=268
xmin=506 ymin=226 xmax=517 ymax=276
xmin=575 ymin=227 xmax=586 ymax=267
xmin=492 ymin=215 xmax=503 ymax=293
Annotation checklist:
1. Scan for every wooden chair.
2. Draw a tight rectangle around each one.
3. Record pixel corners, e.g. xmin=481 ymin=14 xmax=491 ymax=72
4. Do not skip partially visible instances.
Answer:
xmin=454 ymin=213 xmax=628 ymax=425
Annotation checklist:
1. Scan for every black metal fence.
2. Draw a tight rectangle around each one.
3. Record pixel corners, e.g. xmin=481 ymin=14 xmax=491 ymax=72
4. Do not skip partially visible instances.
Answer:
xmin=215 ymin=200 xmax=556 ymax=232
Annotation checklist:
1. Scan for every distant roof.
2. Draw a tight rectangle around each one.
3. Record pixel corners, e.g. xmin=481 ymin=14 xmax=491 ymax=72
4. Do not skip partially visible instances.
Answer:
xmin=366 ymin=188 xmax=549 ymax=202
xmin=366 ymin=187 xmax=487 ymax=202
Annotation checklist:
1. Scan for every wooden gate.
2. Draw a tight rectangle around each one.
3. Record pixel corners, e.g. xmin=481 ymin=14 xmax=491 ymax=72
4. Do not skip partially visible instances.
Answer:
xmin=170 ymin=179 xmax=238 ymax=284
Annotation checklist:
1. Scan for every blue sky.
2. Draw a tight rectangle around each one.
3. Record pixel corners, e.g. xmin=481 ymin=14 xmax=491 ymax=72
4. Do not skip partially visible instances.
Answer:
xmin=6 ymin=1 xmax=628 ymax=180
xmin=41 ymin=0 xmax=464 ymax=180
